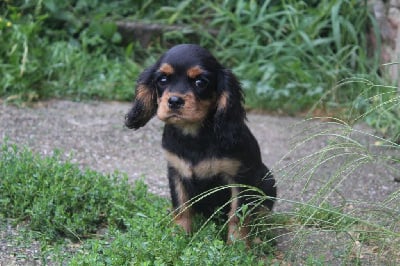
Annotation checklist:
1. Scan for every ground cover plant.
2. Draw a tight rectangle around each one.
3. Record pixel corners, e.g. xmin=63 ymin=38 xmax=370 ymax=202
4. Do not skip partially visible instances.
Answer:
xmin=0 ymin=142 xmax=276 ymax=264
xmin=0 ymin=143 xmax=139 ymax=241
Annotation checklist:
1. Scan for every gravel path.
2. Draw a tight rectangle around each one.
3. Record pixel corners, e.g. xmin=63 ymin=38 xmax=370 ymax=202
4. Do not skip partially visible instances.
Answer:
xmin=1 ymin=100 xmax=399 ymax=264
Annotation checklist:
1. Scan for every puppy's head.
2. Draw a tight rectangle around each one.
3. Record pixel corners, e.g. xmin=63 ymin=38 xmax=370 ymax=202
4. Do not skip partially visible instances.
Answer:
xmin=125 ymin=44 xmax=245 ymax=143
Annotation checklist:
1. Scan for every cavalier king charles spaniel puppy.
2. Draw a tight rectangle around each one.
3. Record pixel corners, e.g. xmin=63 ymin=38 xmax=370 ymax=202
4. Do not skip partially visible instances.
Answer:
xmin=125 ymin=44 xmax=276 ymax=244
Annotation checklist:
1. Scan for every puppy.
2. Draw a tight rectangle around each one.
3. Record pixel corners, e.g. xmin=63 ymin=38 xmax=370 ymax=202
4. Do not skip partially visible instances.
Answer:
xmin=125 ymin=44 xmax=276 ymax=244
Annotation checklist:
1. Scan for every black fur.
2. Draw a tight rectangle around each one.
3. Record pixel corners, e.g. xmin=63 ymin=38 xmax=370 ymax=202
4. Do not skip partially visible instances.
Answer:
xmin=125 ymin=44 xmax=276 ymax=239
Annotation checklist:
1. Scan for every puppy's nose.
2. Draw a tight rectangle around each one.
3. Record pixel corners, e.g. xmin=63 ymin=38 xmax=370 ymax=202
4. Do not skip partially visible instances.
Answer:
xmin=168 ymin=96 xmax=185 ymax=109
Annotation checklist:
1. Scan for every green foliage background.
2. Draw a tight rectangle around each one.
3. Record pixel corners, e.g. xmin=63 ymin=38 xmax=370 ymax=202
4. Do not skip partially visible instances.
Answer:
xmin=0 ymin=0 xmax=382 ymax=111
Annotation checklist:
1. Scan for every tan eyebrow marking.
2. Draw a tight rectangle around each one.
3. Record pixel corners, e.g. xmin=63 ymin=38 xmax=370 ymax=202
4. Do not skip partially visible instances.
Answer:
xmin=159 ymin=63 xmax=174 ymax=75
xmin=187 ymin=66 xmax=203 ymax=78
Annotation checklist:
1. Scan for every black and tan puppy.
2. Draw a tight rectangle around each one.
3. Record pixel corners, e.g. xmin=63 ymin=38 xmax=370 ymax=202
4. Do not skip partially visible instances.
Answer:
xmin=125 ymin=44 xmax=276 ymax=243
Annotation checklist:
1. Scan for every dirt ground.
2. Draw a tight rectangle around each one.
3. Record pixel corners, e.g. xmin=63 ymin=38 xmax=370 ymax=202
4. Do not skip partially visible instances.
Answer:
xmin=1 ymin=100 xmax=399 ymax=264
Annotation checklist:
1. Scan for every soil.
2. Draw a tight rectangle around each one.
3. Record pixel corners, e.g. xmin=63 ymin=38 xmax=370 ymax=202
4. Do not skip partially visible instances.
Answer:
xmin=1 ymin=100 xmax=399 ymax=265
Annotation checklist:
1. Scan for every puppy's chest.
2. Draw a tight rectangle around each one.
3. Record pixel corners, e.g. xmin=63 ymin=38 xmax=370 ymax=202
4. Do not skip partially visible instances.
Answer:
xmin=163 ymin=149 xmax=241 ymax=179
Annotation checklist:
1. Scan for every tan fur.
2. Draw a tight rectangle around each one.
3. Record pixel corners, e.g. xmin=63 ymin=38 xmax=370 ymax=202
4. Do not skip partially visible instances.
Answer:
xmin=227 ymin=186 xmax=250 ymax=246
xmin=159 ymin=63 xmax=174 ymax=75
xmin=164 ymin=150 xmax=241 ymax=179
xmin=173 ymin=178 xmax=192 ymax=233
xmin=164 ymin=150 xmax=193 ymax=178
xmin=157 ymin=91 xmax=213 ymax=135
xmin=186 ymin=65 xmax=203 ymax=78
xmin=179 ymin=124 xmax=201 ymax=136
xmin=136 ymin=84 xmax=155 ymax=114
xmin=195 ymin=158 xmax=241 ymax=178
xmin=217 ymin=91 xmax=229 ymax=111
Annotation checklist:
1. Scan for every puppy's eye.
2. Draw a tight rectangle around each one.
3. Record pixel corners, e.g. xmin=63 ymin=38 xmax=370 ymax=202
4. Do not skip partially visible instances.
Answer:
xmin=194 ymin=78 xmax=208 ymax=90
xmin=157 ymin=75 xmax=169 ymax=88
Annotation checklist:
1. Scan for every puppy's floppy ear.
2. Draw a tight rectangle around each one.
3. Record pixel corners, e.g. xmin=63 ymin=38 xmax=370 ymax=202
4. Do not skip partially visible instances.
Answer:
xmin=125 ymin=66 xmax=158 ymax=129
xmin=214 ymin=68 xmax=246 ymax=146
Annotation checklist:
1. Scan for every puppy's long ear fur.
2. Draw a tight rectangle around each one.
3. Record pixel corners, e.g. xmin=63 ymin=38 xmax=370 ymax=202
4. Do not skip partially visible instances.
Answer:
xmin=214 ymin=68 xmax=246 ymax=146
xmin=125 ymin=66 xmax=158 ymax=129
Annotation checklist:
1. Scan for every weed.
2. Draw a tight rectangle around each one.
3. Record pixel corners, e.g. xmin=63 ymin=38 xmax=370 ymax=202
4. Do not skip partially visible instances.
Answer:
xmin=296 ymin=202 xmax=358 ymax=230
xmin=267 ymin=97 xmax=400 ymax=263
xmin=310 ymin=77 xmax=400 ymax=141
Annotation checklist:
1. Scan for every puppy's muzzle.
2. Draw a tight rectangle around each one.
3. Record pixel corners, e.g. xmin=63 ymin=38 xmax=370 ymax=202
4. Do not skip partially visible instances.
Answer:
xmin=168 ymin=96 xmax=185 ymax=110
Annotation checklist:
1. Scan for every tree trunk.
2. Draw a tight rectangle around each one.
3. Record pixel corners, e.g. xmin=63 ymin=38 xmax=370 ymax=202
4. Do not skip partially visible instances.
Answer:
xmin=370 ymin=0 xmax=400 ymax=89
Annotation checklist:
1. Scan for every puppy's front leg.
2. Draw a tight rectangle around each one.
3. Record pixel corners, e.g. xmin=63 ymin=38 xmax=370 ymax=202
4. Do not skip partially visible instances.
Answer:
xmin=168 ymin=166 xmax=192 ymax=234
xmin=227 ymin=186 xmax=250 ymax=247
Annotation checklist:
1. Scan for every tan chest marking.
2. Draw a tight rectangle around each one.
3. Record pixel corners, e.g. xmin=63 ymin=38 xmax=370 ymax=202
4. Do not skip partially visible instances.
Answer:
xmin=164 ymin=150 xmax=241 ymax=179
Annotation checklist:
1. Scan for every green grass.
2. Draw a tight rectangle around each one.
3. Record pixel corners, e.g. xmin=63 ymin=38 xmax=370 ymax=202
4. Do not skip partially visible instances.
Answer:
xmin=271 ymin=109 xmax=400 ymax=263
xmin=0 ymin=141 xmax=276 ymax=264
xmin=308 ymin=77 xmax=400 ymax=142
